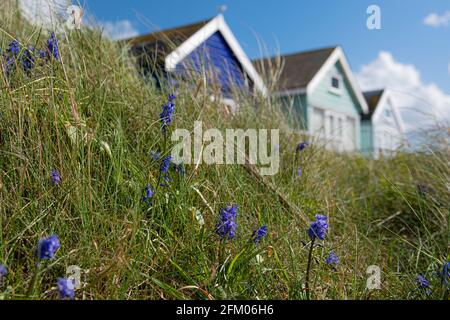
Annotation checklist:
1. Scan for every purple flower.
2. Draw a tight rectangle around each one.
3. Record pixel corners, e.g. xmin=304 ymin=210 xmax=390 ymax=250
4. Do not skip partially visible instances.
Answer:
xmin=0 ymin=264 xmax=7 ymax=284
xmin=416 ymin=274 xmax=432 ymax=296
xmin=307 ymin=215 xmax=328 ymax=241
xmin=3 ymin=40 xmax=20 ymax=76
xmin=296 ymin=168 xmax=302 ymax=177
xmin=161 ymin=155 xmax=172 ymax=174
xmin=50 ymin=169 xmax=61 ymax=185
xmin=46 ymin=32 xmax=60 ymax=60
xmin=57 ymin=278 xmax=75 ymax=300
xmin=7 ymin=40 xmax=20 ymax=56
xmin=325 ymin=250 xmax=339 ymax=269
xmin=36 ymin=235 xmax=61 ymax=260
xmin=416 ymin=274 xmax=429 ymax=288
xmin=0 ymin=264 xmax=7 ymax=276
xmin=160 ymin=94 xmax=176 ymax=133
xmin=438 ymin=261 xmax=449 ymax=286
xmin=38 ymin=49 xmax=47 ymax=59
xmin=4 ymin=56 xmax=15 ymax=77
xmin=21 ymin=46 xmax=35 ymax=72
xmin=160 ymin=155 xmax=173 ymax=184
xmin=296 ymin=142 xmax=309 ymax=152
xmin=142 ymin=184 xmax=153 ymax=206
xmin=216 ymin=205 xmax=238 ymax=240
xmin=252 ymin=225 xmax=268 ymax=244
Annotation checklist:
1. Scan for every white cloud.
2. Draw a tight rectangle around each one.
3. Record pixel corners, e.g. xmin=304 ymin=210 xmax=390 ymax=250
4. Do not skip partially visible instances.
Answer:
xmin=101 ymin=20 xmax=139 ymax=40
xmin=357 ymin=51 xmax=450 ymax=135
xmin=19 ymin=0 xmax=71 ymax=29
xmin=19 ymin=1 xmax=138 ymax=40
xmin=423 ymin=11 xmax=450 ymax=27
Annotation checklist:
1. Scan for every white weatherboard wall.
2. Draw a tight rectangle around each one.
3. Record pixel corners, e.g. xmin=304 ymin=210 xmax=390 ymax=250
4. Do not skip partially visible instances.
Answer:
xmin=372 ymin=94 xmax=405 ymax=158
xmin=165 ymin=14 xmax=267 ymax=96
xmin=270 ymin=47 xmax=368 ymax=153
xmin=308 ymin=61 xmax=363 ymax=152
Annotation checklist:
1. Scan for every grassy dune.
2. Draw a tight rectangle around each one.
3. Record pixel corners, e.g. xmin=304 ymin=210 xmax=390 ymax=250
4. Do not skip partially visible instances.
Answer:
xmin=0 ymin=3 xmax=448 ymax=300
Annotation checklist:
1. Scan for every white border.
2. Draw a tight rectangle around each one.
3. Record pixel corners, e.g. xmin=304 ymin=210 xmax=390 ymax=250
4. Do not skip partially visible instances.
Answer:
xmin=273 ymin=87 xmax=307 ymax=97
xmin=164 ymin=14 xmax=268 ymax=96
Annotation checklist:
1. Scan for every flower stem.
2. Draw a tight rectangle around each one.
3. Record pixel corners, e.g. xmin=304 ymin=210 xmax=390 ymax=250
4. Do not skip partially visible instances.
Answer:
xmin=156 ymin=133 xmax=168 ymax=189
xmin=26 ymin=262 xmax=41 ymax=299
xmin=305 ymin=237 xmax=315 ymax=300
xmin=219 ymin=239 xmax=226 ymax=266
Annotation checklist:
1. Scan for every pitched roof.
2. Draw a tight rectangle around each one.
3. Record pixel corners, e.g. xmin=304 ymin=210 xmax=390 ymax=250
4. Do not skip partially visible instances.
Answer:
xmin=125 ymin=19 xmax=213 ymax=76
xmin=253 ymin=47 xmax=336 ymax=91
xmin=362 ymin=89 xmax=384 ymax=119
xmin=126 ymin=18 xmax=212 ymax=47
xmin=125 ymin=15 xmax=268 ymax=95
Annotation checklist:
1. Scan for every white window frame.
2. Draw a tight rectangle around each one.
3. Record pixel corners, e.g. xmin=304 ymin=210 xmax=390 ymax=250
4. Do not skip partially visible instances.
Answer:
xmin=329 ymin=73 xmax=343 ymax=96
xmin=384 ymin=109 xmax=392 ymax=118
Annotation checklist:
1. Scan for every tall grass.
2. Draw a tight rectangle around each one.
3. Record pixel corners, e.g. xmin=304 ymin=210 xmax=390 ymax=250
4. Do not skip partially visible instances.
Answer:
xmin=0 ymin=3 xmax=448 ymax=300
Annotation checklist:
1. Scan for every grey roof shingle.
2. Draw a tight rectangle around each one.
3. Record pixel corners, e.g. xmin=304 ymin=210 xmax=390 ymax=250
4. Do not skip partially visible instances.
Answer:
xmin=125 ymin=18 xmax=212 ymax=47
xmin=362 ymin=89 xmax=384 ymax=119
xmin=253 ymin=47 xmax=337 ymax=91
xmin=125 ymin=19 xmax=213 ymax=73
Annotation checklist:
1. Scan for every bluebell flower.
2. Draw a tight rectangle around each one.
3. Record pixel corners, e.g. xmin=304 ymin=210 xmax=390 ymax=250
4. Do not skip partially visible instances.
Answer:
xmin=50 ymin=169 xmax=61 ymax=185
xmin=38 ymin=49 xmax=47 ymax=59
xmin=57 ymin=278 xmax=75 ymax=300
xmin=0 ymin=264 xmax=7 ymax=276
xmin=150 ymin=151 xmax=161 ymax=161
xmin=297 ymin=168 xmax=302 ymax=177
xmin=22 ymin=46 xmax=35 ymax=72
xmin=7 ymin=40 xmax=20 ymax=56
xmin=35 ymin=235 xmax=61 ymax=260
xmin=416 ymin=274 xmax=432 ymax=295
xmin=3 ymin=40 xmax=20 ymax=76
xmin=307 ymin=215 xmax=328 ymax=241
xmin=159 ymin=156 xmax=173 ymax=185
xmin=416 ymin=274 xmax=429 ymax=289
xmin=160 ymin=94 xmax=176 ymax=133
xmin=325 ymin=250 xmax=339 ymax=269
xmin=0 ymin=264 xmax=7 ymax=284
xmin=216 ymin=205 xmax=238 ymax=240
xmin=46 ymin=32 xmax=60 ymax=60
xmin=4 ymin=56 xmax=15 ymax=77
xmin=252 ymin=225 xmax=268 ymax=244
xmin=161 ymin=155 xmax=172 ymax=174
xmin=438 ymin=261 xmax=449 ymax=286
xmin=142 ymin=184 xmax=153 ymax=206
xmin=296 ymin=142 xmax=309 ymax=152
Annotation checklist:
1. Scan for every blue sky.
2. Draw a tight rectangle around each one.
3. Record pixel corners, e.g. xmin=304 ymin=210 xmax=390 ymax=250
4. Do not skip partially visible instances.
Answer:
xmin=78 ymin=0 xmax=449 ymax=130
xmin=84 ymin=0 xmax=449 ymax=91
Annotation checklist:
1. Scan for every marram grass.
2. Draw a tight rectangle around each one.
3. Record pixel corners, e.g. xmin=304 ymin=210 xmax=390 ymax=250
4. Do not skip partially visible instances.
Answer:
xmin=0 ymin=4 xmax=449 ymax=300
